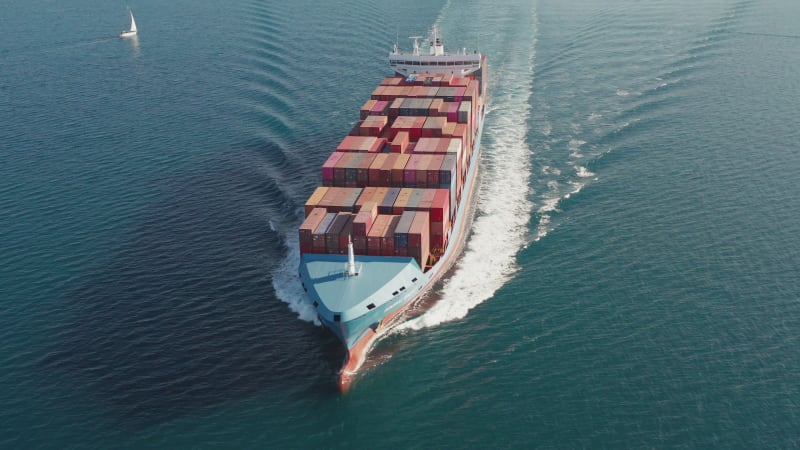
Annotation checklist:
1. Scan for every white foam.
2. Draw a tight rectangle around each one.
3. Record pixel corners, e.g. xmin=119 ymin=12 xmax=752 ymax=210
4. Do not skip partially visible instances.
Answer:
xmin=576 ymin=166 xmax=595 ymax=178
xmin=397 ymin=7 xmax=538 ymax=332
xmin=272 ymin=214 xmax=321 ymax=326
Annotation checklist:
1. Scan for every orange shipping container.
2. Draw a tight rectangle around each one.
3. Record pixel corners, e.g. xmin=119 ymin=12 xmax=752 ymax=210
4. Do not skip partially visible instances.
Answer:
xmin=304 ymin=186 xmax=329 ymax=217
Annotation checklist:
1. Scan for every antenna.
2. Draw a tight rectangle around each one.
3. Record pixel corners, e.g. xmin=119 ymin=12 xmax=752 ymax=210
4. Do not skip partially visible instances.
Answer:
xmin=346 ymin=235 xmax=358 ymax=277
xmin=408 ymin=35 xmax=422 ymax=56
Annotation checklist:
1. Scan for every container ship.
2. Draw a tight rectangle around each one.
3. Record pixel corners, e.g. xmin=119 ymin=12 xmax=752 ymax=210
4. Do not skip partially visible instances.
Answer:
xmin=297 ymin=27 xmax=487 ymax=391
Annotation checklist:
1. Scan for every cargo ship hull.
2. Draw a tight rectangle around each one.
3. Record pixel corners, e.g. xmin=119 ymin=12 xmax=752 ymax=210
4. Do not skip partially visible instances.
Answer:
xmin=297 ymin=28 xmax=487 ymax=391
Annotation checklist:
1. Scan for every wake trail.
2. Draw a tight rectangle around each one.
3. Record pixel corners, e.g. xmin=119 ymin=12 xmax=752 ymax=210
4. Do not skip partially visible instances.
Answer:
xmin=397 ymin=2 xmax=538 ymax=331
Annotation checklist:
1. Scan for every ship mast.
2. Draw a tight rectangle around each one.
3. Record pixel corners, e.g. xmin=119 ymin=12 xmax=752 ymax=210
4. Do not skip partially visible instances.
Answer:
xmin=346 ymin=235 xmax=357 ymax=276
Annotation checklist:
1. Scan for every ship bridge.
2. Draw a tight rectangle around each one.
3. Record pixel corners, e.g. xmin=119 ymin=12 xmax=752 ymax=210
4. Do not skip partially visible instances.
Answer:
xmin=389 ymin=26 xmax=482 ymax=77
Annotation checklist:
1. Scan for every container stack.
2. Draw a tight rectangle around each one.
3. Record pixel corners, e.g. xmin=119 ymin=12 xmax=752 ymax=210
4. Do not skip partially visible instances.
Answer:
xmin=300 ymin=72 xmax=484 ymax=270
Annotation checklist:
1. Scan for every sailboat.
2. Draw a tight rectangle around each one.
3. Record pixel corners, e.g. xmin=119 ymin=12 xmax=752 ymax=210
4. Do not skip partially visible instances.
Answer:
xmin=120 ymin=11 xmax=137 ymax=38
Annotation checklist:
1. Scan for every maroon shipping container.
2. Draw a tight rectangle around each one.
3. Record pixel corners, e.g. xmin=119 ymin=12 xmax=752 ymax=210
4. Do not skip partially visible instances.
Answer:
xmin=312 ymin=212 xmax=337 ymax=252
xmin=404 ymin=154 xmax=421 ymax=186
xmin=353 ymin=235 xmax=367 ymax=254
xmin=422 ymin=116 xmax=446 ymax=138
xmin=325 ymin=213 xmax=352 ymax=254
xmin=322 ymin=152 xmax=344 ymax=183
xmin=356 ymin=153 xmax=376 ymax=187
xmin=337 ymin=213 xmax=355 ymax=253
xmin=299 ymin=207 xmax=328 ymax=253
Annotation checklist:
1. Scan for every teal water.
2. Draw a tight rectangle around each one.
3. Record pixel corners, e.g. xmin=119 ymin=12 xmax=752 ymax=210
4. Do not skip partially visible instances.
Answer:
xmin=2 ymin=0 xmax=799 ymax=447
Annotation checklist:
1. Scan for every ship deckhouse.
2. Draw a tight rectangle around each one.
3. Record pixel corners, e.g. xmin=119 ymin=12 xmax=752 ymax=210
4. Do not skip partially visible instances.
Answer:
xmin=389 ymin=26 xmax=482 ymax=77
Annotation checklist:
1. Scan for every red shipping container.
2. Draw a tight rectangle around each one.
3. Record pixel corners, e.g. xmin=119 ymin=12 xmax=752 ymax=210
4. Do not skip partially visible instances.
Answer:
xmin=431 ymin=189 xmax=450 ymax=222
xmin=353 ymin=235 xmax=367 ymax=254
xmin=337 ymin=214 xmax=355 ymax=253
xmin=353 ymin=209 xmax=375 ymax=236
xmin=322 ymin=153 xmax=344 ymax=183
xmin=391 ymin=131 xmax=410 ymax=154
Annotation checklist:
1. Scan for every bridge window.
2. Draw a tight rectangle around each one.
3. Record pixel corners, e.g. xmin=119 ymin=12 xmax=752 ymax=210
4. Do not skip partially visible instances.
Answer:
xmin=313 ymin=301 xmax=318 ymax=307
xmin=412 ymin=277 xmax=418 ymax=283
xmin=399 ymin=286 xmax=406 ymax=292
xmin=334 ymin=314 xmax=341 ymax=322
xmin=392 ymin=290 xmax=399 ymax=296
xmin=367 ymin=303 xmax=376 ymax=310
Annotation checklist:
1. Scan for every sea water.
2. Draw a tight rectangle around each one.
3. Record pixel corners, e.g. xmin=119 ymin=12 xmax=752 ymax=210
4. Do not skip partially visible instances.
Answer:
xmin=1 ymin=0 xmax=799 ymax=447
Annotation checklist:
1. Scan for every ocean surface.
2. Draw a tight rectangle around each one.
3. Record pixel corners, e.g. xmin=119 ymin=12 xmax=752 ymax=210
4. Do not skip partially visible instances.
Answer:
xmin=2 ymin=0 xmax=799 ymax=447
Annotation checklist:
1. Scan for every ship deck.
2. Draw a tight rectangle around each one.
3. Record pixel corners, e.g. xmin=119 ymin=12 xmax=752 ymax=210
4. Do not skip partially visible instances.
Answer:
xmin=301 ymin=254 xmax=421 ymax=318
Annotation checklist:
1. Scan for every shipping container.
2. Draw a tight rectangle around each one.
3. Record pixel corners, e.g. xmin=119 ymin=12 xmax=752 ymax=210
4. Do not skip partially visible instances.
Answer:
xmin=359 ymin=116 xmax=388 ymax=137
xmin=392 ymin=188 xmax=413 ymax=215
xmin=326 ymin=213 xmax=352 ymax=254
xmin=299 ymin=207 xmax=328 ymax=253
xmin=390 ymin=131 xmax=410 ymax=154
xmin=304 ymin=187 xmax=329 ymax=216
xmin=368 ymin=153 xmax=389 ymax=186
xmin=379 ymin=187 xmax=401 ymax=215
xmin=404 ymin=155 xmax=420 ymax=186
xmin=337 ymin=135 xmax=385 ymax=153
xmin=458 ymin=101 xmax=472 ymax=124
xmin=393 ymin=210 xmax=416 ymax=250
xmin=422 ymin=116 xmax=447 ymax=138
xmin=390 ymin=154 xmax=411 ymax=187
xmin=356 ymin=153 xmax=376 ymax=187
xmin=360 ymin=99 xmax=377 ymax=120
xmin=380 ymin=216 xmax=401 ymax=257
xmin=312 ymin=212 xmax=337 ymax=252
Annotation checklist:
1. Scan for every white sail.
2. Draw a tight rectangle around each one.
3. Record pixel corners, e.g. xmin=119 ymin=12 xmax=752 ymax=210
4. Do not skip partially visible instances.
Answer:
xmin=120 ymin=10 xmax=137 ymax=37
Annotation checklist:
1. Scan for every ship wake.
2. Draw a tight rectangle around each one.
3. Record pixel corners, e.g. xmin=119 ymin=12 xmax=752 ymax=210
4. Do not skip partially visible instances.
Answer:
xmin=397 ymin=2 xmax=538 ymax=332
